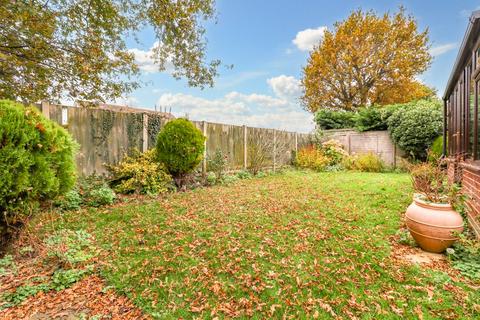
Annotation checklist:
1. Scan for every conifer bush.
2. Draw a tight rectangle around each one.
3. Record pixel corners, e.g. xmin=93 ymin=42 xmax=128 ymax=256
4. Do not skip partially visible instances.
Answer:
xmin=155 ymin=118 xmax=205 ymax=186
xmin=0 ymin=100 xmax=77 ymax=244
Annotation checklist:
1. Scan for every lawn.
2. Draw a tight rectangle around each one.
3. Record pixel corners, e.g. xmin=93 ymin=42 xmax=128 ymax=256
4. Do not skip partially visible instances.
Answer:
xmin=19 ymin=171 xmax=480 ymax=318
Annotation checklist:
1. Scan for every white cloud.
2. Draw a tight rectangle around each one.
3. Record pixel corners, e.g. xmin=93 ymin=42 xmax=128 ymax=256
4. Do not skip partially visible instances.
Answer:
xmin=128 ymin=42 xmax=174 ymax=73
xmin=156 ymin=75 xmax=313 ymax=132
xmin=267 ymin=75 xmax=302 ymax=99
xmin=292 ymin=26 xmax=327 ymax=51
xmin=113 ymin=96 xmax=140 ymax=106
xmin=429 ymin=43 xmax=457 ymax=57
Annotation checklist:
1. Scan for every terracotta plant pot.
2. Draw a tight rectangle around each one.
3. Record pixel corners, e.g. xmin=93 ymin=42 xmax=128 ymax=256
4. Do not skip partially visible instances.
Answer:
xmin=405 ymin=194 xmax=464 ymax=253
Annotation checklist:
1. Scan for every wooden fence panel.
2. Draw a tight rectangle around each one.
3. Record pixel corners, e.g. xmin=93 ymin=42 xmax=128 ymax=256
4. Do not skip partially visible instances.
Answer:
xmin=36 ymin=103 xmax=312 ymax=175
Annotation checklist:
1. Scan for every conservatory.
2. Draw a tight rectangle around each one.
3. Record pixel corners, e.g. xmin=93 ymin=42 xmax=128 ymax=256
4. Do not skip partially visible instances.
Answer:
xmin=443 ymin=10 xmax=480 ymax=236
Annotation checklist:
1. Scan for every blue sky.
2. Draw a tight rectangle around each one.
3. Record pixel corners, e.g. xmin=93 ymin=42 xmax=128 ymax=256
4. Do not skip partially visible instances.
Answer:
xmin=119 ymin=0 xmax=480 ymax=132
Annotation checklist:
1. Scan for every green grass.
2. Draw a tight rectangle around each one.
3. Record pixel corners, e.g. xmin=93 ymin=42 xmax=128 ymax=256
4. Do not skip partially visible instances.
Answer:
xmin=48 ymin=171 xmax=480 ymax=319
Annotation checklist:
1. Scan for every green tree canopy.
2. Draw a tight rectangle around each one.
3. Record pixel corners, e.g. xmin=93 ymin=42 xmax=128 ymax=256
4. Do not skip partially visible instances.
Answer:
xmin=0 ymin=0 xmax=220 ymax=104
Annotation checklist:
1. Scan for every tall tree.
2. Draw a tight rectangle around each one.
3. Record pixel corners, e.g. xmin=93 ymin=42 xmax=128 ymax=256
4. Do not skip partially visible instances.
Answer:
xmin=301 ymin=8 xmax=432 ymax=112
xmin=0 ymin=0 xmax=220 ymax=104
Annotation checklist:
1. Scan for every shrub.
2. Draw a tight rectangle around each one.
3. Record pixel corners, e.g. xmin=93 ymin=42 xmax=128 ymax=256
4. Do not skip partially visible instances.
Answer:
xmin=320 ymin=139 xmax=348 ymax=165
xmin=315 ymin=109 xmax=356 ymax=130
xmin=0 ymin=100 xmax=77 ymax=245
xmin=206 ymin=172 xmax=217 ymax=185
xmin=221 ymin=174 xmax=239 ymax=185
xmin=55 ymin=190 xmax=82 ymax=211
xmin=107 ymin=149 xmax=172 ymax=195
xmin=354 ymin=106 xmax=387 ymax=132
xmin=87 ymin=186 xmax=116 ymax=207
xmin=236 ymin=170 xmax=253 ymax=179
xmin=342 ymin=152 xmax=384 ymax=172
xmin=156 ymin=119 xmax=205 ymax=186
xmin=408 ymin=162 xmax=456 ymax=203
xmin=76 ymin=175 xmax=116 ymax=207
xmin=387 ymin=99 xmax=443 ymax=160
xmin=247 ymin=130 xmax=290 ymax=175
xmin=207 ymin=149 xmax=228 ymax=179
xmin=295 ymin=146 xmax=330 ymax=171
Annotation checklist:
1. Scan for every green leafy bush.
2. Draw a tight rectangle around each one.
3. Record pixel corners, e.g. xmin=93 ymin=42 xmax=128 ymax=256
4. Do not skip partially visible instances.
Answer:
xmin=55 ymin=190 xmax=82 ymax=211
xmin=295 ymin=146 xmax=330 ymax=171
xmin=354 ymin=106 xmax=387 ymax=132
xmin=107 ymin=149 xmax=173 ymax=195
xmin=0 ymin=100 xmax=77 ymax=244
xmin=206 ymin=172 xmax=217 ymax=185
xmin=87 ymin=186 xmax=116 ymax=207
xmin=315 ymin=109 xmax=356 ymax=130
xmin=76 ymin=175 xmax=116 ymax=207
xmin=207 ymin=149 xmax=228 ymax=180
xmin=342 ymin=152 xmax=384 ymax=172
xmin=221 ymin=174 xmax=240 ymax=185
xmin=236 ymin=170 xmax=253 ymax=179
xmin=387 ymin=99 xmax=442 ymax=160
xmin=156 ymin=119 xmax=205 ymax=186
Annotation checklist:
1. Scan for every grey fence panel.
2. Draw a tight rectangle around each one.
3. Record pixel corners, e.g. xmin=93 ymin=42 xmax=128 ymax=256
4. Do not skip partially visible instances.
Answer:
xmin=322 ymin=129 xmax=402 ymax=166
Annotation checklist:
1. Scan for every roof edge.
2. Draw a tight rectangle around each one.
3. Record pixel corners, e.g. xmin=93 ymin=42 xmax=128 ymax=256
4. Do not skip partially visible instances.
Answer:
xmin=442 ymin=10 xmax=480 ymax=100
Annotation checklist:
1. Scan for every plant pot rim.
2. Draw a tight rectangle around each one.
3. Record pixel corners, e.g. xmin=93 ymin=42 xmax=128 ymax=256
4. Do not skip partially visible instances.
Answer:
xmin=412 ymin=193 xmax=452 ymax=211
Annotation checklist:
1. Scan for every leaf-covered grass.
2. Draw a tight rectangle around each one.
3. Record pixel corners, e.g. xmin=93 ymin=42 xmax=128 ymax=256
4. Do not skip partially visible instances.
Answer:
xmin=48 ymin=171 xmax=480 ymax=318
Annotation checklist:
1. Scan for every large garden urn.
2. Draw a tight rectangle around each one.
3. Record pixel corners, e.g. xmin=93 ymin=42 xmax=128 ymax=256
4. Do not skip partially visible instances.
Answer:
xmin=405 ymin=194 xmax=464 ymax=253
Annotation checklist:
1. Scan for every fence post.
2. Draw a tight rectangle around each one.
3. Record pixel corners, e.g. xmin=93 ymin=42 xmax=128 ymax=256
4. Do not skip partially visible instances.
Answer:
xmin=41 ymin=101 xmax=50 ymax=119
xmin=295 ymin=132 xmax=298 ymax=152
xmin=202 ymin=121 xmax=208 ymax=175
xmin=273 ymin=129 xmax=276 ymax=172
xmin=243 ymin=125 xmax=248 ymax=170
xmin=142 ymin=114 xmax=149 ymax=152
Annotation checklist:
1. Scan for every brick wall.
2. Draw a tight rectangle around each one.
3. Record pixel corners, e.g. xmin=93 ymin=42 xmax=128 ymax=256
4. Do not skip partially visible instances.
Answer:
xmin=449 ymin=158 xmax=480 ymax=237
xmin=461 ymin=165 xmax=480 ymax=237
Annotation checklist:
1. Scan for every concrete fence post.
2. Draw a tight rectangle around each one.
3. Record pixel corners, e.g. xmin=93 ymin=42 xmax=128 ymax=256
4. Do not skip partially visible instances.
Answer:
xmin=142 ymin=114 xmax=149 ymax=152
xmin=295 ymin=132 xmax=298 ymax=152
xmin=243 ymin=125 xmax=248 ymax=170
xmin=41 ymin=101 xmax=50 ymax=119
xmin=202 ymin=121 xmax=208 ymax=175
xmin=273 ymin=129 xmax=277 ymax=172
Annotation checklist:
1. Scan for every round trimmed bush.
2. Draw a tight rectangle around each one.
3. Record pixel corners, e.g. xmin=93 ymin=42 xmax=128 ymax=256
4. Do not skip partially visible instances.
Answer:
xmin=155 ymin=118 xmax=205 ymax=185
xmin=387 ymin=100 xmax=442 ymax=160
xmin=0 ymin=100 xmax=77 ymax=244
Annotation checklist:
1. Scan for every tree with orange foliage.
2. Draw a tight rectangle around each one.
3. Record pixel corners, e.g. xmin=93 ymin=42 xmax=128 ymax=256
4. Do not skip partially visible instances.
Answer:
xmin=301 ymin=8 xmax=433 ymax=112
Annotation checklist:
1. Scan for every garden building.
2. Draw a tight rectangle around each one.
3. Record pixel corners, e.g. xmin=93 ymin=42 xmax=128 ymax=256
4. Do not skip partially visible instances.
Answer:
xmin=443 ymin=10 xmax=480 ymax=236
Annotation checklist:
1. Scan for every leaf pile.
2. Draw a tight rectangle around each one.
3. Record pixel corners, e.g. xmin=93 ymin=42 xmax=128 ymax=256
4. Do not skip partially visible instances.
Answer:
xmin=48 ymin=171 xmax=480 ymax=318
